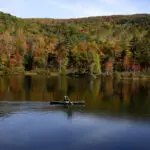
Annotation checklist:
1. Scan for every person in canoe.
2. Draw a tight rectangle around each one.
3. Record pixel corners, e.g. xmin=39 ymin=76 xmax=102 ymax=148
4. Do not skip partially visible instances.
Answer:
xmin=64 ymin=96 xmax=73 ymax=105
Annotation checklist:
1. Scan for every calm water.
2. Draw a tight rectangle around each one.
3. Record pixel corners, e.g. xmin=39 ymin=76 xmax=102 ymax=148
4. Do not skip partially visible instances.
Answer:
xmin=0 ymin=75 xmax=150 ymax=150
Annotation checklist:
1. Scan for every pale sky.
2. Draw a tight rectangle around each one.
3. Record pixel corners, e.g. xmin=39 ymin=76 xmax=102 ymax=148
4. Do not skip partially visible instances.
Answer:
xmin=0 ymin=0 xmax=150 ymax=18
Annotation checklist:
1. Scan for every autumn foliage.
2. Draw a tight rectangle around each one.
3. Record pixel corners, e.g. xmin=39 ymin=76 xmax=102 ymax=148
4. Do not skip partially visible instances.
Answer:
xmin=0 ymin=11 xmax=150 ymax=74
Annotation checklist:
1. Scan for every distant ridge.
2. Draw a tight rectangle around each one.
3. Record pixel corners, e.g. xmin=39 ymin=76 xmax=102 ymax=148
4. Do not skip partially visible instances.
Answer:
xmin=0 ymin=11 xmax=150 ymax=73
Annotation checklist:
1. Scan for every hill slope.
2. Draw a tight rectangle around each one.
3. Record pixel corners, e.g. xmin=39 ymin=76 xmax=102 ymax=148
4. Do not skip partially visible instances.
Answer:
xmin=0 ymin=11 xmax=150 ymax=73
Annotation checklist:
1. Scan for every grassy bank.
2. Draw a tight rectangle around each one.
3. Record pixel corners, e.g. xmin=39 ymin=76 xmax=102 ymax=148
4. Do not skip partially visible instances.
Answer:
xmin=0 ymin=67 xmax=57 ymax=77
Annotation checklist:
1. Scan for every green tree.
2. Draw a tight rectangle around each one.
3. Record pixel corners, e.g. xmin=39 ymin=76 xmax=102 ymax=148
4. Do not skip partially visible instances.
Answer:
xmin=135 ymin=38 xmax=150 ymax=71
xmin=23 ymin=38 xmax=35 ymax=70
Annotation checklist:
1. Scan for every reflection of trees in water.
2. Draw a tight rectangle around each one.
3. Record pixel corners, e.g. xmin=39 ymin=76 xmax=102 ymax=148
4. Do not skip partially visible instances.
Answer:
xmin=105 ymin=78 xmax=114 ymax=96
xmin=46 ymin=76 xmax=73 ymax=101
xmin=0 ymin=76 xmax=24 ymax=100
xmin=85 ymin=78 xmax=150 ymax=115
xmin=46 ymin=77 xmax=57 ymax=101
xmin=46 ymin=78 xmax=55 ymax=92
xmin=118 ymin=81 xmax=124 ymax=103
xmin=100 ymin=77 xmax=105 ymax=92
xmin=57 ymin=76 xmax=68 ymax=97
xmin=24 ymin=76 xmax=32 ymax=100
xmin=129 ymin=81 xmax=150 ymax=108
xmin=0 ymin=78 xmax=9 ymax=100
xmin=9 ymin=76 xmax=24 ymax=100
xmin=119 ymin=80 xmax=150 ymax=114
xmin=67 ymin=84 xmax=76 ymax=96
xmin=24 ymin=76 xmax=32 ymax=93
xmin=90 ymin=79 xmax=100 ymax=100
xmin=1 ymin=75 xmax=150 ymax=115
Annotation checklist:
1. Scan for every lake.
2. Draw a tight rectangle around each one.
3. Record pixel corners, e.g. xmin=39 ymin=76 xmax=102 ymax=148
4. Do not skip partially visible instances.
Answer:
xmin=0 ymin=75 xmax=150 ymax=150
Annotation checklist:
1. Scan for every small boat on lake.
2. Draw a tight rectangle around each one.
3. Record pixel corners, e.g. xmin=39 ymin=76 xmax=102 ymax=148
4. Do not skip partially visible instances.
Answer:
xmin=50 ymin=96 xmax=85 ymax=106
xmin=50 ymin=101 xmax=85 ymax=105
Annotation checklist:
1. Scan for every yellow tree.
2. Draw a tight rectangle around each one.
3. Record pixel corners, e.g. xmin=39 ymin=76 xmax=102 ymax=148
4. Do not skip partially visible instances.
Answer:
xmin=55 ymin=41 xmax=68 ymax=73
xmin=15 ymin=29 xmax=27 ymax=66
xmin=16 ymin=29 xmax=27 ymax=55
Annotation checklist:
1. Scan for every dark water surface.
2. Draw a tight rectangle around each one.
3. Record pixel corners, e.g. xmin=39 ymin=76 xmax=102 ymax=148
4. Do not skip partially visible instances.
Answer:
xmin=0 ymin=75 xmax=150 ymax=150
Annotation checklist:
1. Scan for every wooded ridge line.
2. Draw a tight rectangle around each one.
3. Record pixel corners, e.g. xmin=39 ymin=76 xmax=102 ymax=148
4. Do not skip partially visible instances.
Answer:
xmin=0 ymin=11 xmax=150 ymax=76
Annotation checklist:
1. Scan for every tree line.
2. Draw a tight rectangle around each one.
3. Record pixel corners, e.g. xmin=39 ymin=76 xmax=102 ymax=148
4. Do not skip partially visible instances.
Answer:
xmin=0 ymin=11 xmax=150 ymax=75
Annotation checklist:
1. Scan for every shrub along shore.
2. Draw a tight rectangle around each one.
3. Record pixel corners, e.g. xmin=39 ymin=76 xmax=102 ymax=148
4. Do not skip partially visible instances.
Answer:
xmin=0 ymin=66 xmax=150 ymax=80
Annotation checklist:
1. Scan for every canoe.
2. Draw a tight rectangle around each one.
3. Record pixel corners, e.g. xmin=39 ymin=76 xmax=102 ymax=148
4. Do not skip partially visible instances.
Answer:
xmin=50 ymin=101 xmax=85 ymax=105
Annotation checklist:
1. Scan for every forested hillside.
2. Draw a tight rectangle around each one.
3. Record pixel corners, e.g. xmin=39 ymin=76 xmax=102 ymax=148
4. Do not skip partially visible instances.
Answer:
xmin=0 ymin=11 xmax=150 ymax=75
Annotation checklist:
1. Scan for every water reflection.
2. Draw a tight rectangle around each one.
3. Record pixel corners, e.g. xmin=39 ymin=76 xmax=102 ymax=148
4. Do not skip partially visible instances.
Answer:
xmin=0 ymin=75 xmax=150 ymax=116
xmin=1 ymin=76 xmax=150 ymax=150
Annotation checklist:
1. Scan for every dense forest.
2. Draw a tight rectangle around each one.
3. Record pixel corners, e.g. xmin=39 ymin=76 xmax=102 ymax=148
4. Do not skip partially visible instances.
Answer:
xmin=0 ymin=11 xmax=150 ymax=75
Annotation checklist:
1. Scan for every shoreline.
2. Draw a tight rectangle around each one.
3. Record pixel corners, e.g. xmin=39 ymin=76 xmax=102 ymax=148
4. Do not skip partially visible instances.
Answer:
xmin=0 ymin=68 xmax=150 ymax=80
